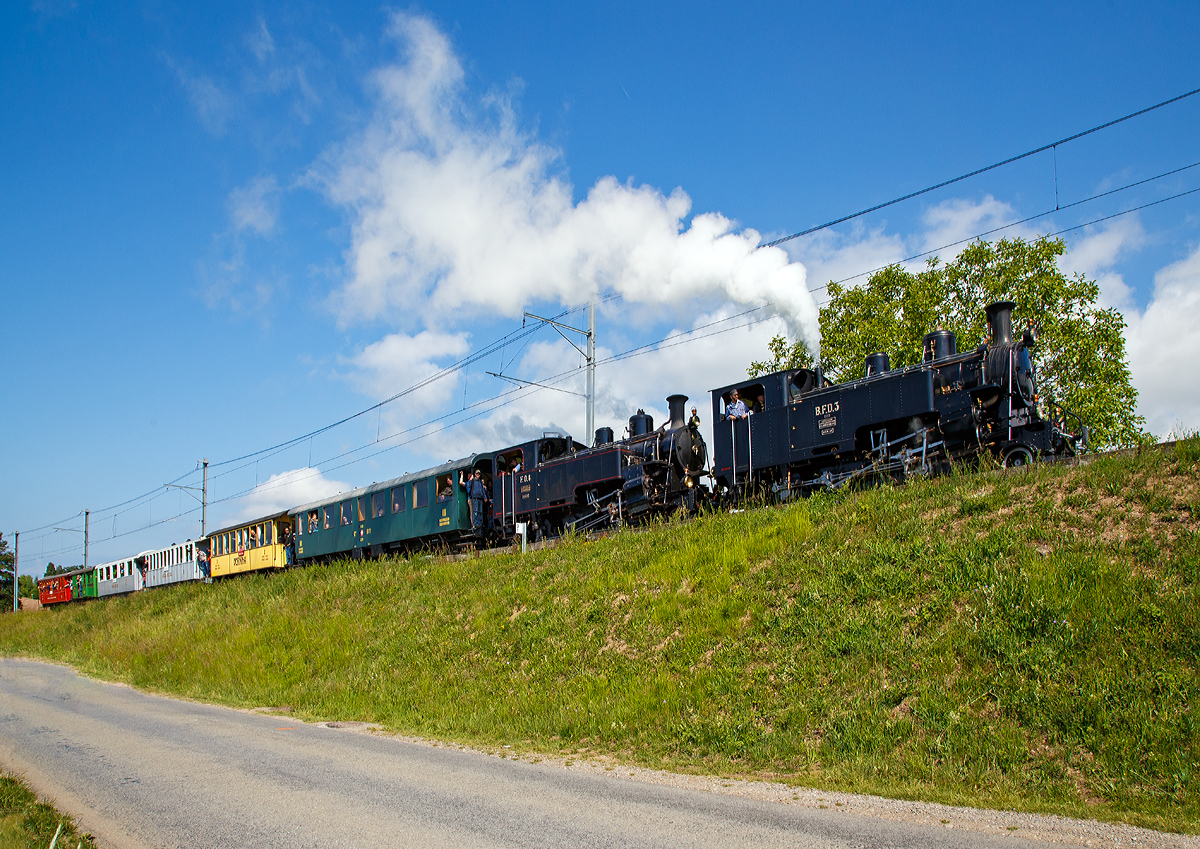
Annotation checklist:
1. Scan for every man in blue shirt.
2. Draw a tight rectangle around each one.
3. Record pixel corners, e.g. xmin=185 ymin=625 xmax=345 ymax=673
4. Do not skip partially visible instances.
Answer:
xmin=463 ymin=469 xmax=490 ymax=534
xmin=726 ymin=389 xmax=750 ymax=420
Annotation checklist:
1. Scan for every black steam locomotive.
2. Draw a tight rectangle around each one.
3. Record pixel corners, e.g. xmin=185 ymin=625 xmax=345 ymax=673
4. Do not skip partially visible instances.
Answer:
xmin=710 ymin=301 xmax=1088 ymax=498
xmin=486 ymin=393 xmax=709 ymax=540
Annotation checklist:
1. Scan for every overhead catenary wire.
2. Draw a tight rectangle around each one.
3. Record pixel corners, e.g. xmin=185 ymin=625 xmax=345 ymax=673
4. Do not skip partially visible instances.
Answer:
xmin=20 ymin=167 xmax=1197 ymax=551
xmin=208 ymin=295 xmax=619 ymax=473
xmin=63 ymin=172 xmax=1198 ymax=555
xmin=16 ymin=299 xmax=619 ymax=547
xmin=16 ymin=87 xmax=1200 ymax=551
xmin=198 ymin=307 xmax=776 ymax=510
xmin=763 ymin=85 xmax=1200 ymax=248
xmin=808 ymin=159 xmax=1200 ymax=295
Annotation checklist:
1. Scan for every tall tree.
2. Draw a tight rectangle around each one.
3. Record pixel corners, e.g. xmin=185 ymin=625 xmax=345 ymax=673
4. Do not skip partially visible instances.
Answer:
xmin=0 ymin=534 xmax=18 ymax=607
xmin=750 ymin=236 xmax=1145 ymax=450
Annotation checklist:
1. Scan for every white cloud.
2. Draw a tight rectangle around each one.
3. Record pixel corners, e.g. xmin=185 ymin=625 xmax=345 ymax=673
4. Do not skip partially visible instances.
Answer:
xmin=346 ymin=330 xmax=471 ymax=422
xmin=1126 ymin=244 xmax=1200 ymax=437
xmin=918 ymin=195 xmax=1027 ymax=255
xmin=1060 ymin=217 xmax=1145 ymax=308
xmin=783 ymin=223 xmax=906 ymax=300
xmin=315 ymin=11 xmax=819 ymax=353
xmin=234 ymin=467 xmax=353 ymax=522
xmin=248 ymin=17 xmax=275 ymax=63
xmin=171 ymin=65 xmax=231 ymax=136
xmin=227 ymin=176 xmax=280 ymax=235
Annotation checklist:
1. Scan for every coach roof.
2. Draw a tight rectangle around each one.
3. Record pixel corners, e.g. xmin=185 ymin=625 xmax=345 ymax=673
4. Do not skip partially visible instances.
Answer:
xmin=288 ymin=454 xmax=482 ymax=516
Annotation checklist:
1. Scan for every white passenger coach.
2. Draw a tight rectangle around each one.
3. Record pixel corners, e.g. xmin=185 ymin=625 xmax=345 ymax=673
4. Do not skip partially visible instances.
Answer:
xmin=141 ymin=540 xmax=205 ymax=589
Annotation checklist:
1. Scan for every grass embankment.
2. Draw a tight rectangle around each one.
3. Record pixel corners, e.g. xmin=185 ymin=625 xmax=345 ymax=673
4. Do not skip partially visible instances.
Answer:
xmin=2 ymin=440 xmax=1198 ymax=832
xmin=0 ymin=773 xmax=95 ymax=849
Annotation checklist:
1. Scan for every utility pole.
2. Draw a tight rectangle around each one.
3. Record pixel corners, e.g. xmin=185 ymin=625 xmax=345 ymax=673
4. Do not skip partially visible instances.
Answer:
xmin=586 ymin=298 xmax=596 ymax=441
xmin=12 ymin=532 xmax=17 ymax=613
xmin=165 ymin=460 xmax=208 ymax=538
xmin=202 ymin=459 xmax=208 ymax=537
xmin=523 ymin=306 xmax=597 ymax=444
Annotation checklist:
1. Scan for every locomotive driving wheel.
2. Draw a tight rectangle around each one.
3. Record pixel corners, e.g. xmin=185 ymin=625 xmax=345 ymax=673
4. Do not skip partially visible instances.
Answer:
xmin=1002 ymin=445 xmax=1035 ymax=468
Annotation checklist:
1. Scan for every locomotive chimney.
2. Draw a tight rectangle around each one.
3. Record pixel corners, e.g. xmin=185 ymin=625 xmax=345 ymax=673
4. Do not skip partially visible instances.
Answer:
xmin=986 ymin=301 xmax=1016 ymax=347
xmin=667 ymin=395 xmax=688 ymax=430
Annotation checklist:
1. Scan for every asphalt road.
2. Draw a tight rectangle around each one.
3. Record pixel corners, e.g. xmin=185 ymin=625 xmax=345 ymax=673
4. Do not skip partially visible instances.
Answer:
xmin=0 ymin=659 xmax=1169 ymax=848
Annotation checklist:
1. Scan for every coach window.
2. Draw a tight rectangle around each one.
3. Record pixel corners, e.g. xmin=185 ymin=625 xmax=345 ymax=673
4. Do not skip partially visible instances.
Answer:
xmin=414 ymin=479 xmax=429 ymax=509
xmin=357 ymin=496 xmax=367 ymax=523
xmin=323 ymin=506 xmax=333 ymax=530
xmin=392 ymin=486 xmax=407 ymax=514
xmin=372 ymin=491 xmax=386 ymax=519
xmin=340 ymin=501 xmax=352 ymax=525
xmin=436 ymin=474 xmax=453 ymax=502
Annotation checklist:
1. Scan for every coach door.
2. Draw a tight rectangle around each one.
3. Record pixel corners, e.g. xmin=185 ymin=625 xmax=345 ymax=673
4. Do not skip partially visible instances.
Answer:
xmin=353 ymin=495 xmax=370 ymax=551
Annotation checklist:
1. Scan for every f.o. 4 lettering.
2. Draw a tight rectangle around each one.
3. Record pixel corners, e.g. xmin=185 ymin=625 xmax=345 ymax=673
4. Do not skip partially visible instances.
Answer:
xmin=814 ymin=401 xmax=840 ymax=417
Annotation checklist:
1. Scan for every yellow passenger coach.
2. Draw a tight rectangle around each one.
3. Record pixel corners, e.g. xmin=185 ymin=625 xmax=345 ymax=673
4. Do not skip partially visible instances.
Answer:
xmin=207 ymin=510 xmax=293 ymax=578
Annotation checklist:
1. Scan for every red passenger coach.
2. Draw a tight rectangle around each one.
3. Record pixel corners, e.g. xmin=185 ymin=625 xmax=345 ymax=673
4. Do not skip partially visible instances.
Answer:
xmin=38 ymin=574 xmax=74 ymax=606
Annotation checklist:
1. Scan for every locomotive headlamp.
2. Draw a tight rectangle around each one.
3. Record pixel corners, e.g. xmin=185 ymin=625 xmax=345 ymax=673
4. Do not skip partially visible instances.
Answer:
xmin=685 ymin=476 xmax=695 ymax=488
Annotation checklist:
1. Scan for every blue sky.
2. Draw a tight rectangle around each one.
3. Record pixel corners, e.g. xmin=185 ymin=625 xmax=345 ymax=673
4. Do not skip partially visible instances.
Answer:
xmin=4 ymin=1 xmax=1200 ymax=577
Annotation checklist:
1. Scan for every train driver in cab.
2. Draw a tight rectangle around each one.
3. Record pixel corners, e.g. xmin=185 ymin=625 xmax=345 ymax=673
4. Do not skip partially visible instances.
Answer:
xmin=726 ymin=389 xmax=750 ymax=420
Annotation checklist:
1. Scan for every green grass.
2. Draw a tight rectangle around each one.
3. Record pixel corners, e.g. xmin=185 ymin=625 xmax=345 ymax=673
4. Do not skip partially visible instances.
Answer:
xmin=0 ymin=774 xmax=95 ymax=849
xmin=2 ymin=437 xmax=1198 ymax=833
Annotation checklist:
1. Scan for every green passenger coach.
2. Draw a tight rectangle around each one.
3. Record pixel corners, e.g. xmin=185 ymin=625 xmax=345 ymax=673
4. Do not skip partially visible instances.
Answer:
xmin=72 ymin=569 xmax=98 ymax=600
xmin=291 ymin=454 xmax=489 ymax=560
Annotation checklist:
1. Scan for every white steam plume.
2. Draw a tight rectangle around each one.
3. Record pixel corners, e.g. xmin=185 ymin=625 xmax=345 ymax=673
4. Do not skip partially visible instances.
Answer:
xmin=318 ymin=11 xmax=819 ymax=353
